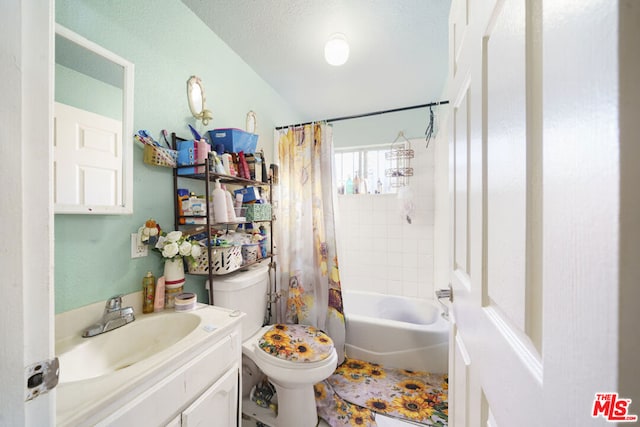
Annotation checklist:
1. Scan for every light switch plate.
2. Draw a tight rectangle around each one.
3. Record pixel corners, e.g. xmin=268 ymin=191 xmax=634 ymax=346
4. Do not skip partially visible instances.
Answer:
xmin=131 ymin=233 xmax=148 ymax=258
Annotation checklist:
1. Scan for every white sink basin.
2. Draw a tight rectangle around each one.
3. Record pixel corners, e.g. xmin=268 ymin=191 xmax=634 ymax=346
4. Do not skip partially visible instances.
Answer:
xmin=56 ymin=312 xmax=200 ymax=383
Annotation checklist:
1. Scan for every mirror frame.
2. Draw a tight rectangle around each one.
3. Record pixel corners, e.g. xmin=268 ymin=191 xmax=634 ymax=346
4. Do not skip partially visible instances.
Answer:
xmin=54 ymin=23 xmax=134 ymax=214
xmin=187 ymin=75 xmax=212 ymax=126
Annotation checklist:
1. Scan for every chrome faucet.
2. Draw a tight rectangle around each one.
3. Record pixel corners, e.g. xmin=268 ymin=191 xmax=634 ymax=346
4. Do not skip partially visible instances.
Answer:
xmin=435 ymin=286 xmax=453 ymax=321
xmin=82 ymin=295 xmax=135 ymax=338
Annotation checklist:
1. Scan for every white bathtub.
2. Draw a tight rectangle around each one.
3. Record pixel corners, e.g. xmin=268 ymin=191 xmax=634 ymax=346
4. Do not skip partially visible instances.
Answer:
xmin=342 ymin=290 xmax=449 ymax=373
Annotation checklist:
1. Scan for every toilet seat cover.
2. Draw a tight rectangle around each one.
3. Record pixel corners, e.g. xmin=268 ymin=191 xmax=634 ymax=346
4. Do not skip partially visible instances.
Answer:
xmin=258 ymin=324 xmax=334 ymax=363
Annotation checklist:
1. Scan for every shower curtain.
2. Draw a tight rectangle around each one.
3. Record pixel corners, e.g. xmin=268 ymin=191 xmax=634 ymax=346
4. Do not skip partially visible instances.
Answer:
xmin=274 ymin=123 xmax=346 ymax=364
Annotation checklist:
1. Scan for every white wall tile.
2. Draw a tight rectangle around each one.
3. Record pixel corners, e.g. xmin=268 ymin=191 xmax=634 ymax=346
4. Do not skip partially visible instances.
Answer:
xmin=402 ymin=280 xmax=419 ymax=298
xmin=336 ymin=140 xmax=435 ymax=300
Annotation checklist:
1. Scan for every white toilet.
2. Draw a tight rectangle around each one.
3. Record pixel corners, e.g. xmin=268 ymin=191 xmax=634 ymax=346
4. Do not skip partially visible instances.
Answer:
xmin=209 ymin=263 xmax=338 ymax=427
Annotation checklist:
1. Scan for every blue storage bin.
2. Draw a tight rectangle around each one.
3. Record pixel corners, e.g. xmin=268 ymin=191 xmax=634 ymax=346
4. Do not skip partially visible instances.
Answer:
xmin=207 ymin=128 xmax=258 ymax=154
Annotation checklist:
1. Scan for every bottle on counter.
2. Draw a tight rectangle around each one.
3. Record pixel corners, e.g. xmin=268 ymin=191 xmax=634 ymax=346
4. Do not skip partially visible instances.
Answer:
xmin=154 ymin=276 xmax=165 ymax=312
xmin=345 ymin=176 xmax=353 ymax=194
xmin=142 ymin=271 xmax=156 ymax=314
xmin=353 ymin=173 xmax=360 ymax=194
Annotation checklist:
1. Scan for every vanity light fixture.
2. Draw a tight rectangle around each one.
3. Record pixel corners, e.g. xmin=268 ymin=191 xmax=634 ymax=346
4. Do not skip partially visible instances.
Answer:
xmin=324 ymin=33 xmax=350 ymax=66
xmin=187 ymin=75 xmax=213 ymax=126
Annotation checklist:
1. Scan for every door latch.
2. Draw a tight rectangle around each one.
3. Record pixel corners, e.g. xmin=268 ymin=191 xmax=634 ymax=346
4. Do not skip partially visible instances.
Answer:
xmin=25 ymin=357 xmax=59 ymax=402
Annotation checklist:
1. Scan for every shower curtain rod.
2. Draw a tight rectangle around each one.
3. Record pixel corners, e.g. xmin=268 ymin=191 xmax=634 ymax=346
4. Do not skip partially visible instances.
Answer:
xmin=274 ymin=100 xmax=449 ymax=130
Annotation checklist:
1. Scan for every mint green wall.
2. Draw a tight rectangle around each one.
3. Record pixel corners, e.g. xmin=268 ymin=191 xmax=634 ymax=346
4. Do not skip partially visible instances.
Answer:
xmin=55 ymin=64 xmax=122 ymax=120
xmin=331 ymin=105 xmax=446 ymax=149
xmin=55 ymin=0 xmax=302 ymax=313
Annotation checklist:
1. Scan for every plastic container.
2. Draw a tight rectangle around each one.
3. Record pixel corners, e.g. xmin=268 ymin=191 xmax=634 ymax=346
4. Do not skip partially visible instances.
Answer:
xmin=207 ymin=128 xmax=258 ymax=154
xmin=242 ymin=243 xmax=260 ymax=265
xmin=174 ymin=293 xmax=197 ymax=312
xmin=165 ymin=283 xmax=183 ymax=309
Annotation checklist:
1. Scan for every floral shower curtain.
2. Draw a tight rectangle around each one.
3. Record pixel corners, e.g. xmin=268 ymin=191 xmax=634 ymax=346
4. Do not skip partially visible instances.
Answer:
xmin=274 ymin=123 xmax=345 ymax=364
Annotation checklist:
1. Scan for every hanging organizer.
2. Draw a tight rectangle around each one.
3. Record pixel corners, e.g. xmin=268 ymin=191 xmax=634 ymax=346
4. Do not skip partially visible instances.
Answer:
xmin=385 ymin=131 xmax=414 ymax=187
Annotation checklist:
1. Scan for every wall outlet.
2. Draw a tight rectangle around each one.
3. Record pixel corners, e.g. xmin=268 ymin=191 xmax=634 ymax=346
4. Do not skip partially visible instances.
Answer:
xmin=131 ymin=233 xmax=148 ymax=258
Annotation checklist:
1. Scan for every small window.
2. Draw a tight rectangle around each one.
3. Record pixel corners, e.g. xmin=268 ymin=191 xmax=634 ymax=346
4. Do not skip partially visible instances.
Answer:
xmin=335 ymin=146 xmax=396 ymax=195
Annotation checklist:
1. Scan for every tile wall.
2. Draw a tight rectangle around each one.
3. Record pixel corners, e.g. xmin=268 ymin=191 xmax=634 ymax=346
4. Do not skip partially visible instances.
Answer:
xmin=336 ymin=141 xmax=435 ymax=300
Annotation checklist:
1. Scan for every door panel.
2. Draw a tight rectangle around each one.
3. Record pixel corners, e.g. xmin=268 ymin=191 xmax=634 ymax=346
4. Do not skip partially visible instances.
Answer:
xmin=447 ymin=0 xmax=628 ymax=425
xmin=451 ymin=329 xmax=471 ymax=427
xmin=485 ymin=0 xmax=527 ymax=332
xmin=453 ymin=82 xmax=471 ymax=280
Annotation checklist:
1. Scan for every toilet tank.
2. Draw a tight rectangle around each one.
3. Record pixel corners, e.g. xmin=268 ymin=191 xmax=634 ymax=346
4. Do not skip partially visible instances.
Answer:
xmin=208 ymin=263 xmax=269 ymax=340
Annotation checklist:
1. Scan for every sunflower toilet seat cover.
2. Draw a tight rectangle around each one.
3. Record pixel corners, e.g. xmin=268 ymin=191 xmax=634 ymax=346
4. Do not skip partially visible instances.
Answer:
xmin=258 ymin=324 xmax=334 ymax=363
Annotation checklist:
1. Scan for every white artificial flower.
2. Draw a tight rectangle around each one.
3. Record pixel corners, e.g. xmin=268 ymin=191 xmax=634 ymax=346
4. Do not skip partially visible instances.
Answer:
xmin=162 ymin=241 xmax=179 ymax=258
xmin=155 ymin=235 xmax=166 ymax=249
xmin=166 ymin=230 xmax=183 ymax=242
xmin=191 ymin=244 xmax=202 ymax=258
xmin=179 ymin=241 xmax=192 ymax=257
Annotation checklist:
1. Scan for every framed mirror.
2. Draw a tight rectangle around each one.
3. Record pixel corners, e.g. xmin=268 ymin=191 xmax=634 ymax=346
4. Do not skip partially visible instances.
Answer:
xmin=246 ymin=110 xmax=257 ymax=134
xmin=187 ymin=76 xmax=213 ymax=126
xmin=54 ymin=24 xmax=134 ymax=214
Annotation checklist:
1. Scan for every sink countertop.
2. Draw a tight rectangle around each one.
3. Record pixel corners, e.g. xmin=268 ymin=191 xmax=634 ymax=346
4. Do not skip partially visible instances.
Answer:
xmin=56 ymin=304 xmax=243 ymax=427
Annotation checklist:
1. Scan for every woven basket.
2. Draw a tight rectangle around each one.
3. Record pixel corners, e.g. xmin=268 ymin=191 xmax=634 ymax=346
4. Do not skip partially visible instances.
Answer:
xmin=188 ymin=245 xmax=242 ymax=275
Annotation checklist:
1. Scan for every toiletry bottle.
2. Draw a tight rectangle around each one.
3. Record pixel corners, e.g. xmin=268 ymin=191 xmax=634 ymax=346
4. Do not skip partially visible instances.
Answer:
xmin=255 ymin=154 xmax=263 ymax=182
xmin=212 ymin=179 xmax=229 ymax=223
xmin=234 ymin=193 xmax=243 ymax=218
xmin=221 ymin=153 xmax=232 ymax=175
xmin=142 ymin=271 xmax=156 ymax=314
xmin=225 ymin=189 xmax=237 ymax=222
xmin=260 ymin=151 xmax=269 ymax=183
xmin=154 ymin=276 xmax=165 ymax=312
xmin=345 ymin=176 xmax=353 ymax=194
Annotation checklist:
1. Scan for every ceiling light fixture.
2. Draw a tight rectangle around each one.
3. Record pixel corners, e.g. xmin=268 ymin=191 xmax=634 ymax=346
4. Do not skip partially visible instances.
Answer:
xmin=324 ymin=33 xmax=350 ymax=66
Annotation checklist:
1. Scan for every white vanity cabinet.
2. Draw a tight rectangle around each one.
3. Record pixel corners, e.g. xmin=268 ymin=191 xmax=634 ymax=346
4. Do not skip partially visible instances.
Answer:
xmin=167 ymin=366 xmax=239 ymax=427
xmin=96 ymin=328 xmax=242 ymax=426
xmin=56 ymin=305 xmax=245 ymax=427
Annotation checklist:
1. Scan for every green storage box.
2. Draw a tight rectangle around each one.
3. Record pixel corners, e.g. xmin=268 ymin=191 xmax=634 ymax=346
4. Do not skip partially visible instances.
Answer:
xmin=244 ymin=203 xmax=272 ymax=221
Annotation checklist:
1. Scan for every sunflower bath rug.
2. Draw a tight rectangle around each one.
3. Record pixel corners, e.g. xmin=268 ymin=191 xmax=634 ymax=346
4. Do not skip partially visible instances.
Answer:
xmin=318 ymin=358 xmax=448 ymax=426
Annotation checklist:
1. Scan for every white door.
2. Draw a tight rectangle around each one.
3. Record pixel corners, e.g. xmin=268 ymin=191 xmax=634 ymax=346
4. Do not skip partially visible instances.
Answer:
xmin=54 ymin=102 xmax=123 ymax=211
xmin=447 ymin=1 xmax=639 ymax=426
xmin=0 ymin=0 xmax=55 ymax=425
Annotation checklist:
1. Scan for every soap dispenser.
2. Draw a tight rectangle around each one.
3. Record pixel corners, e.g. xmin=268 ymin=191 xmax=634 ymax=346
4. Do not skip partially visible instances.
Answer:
xmin=212 ymin=179 xmax=228 ymax=223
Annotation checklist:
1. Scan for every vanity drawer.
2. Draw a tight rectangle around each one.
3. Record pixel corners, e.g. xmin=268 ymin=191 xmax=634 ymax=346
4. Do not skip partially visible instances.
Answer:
xmin=97 ymin=330 xmax=241 ymax=426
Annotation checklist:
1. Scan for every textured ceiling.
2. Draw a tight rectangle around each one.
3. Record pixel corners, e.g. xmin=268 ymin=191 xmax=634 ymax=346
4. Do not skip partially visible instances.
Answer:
xmin=182 ymin=0 xmax=450 ymax=122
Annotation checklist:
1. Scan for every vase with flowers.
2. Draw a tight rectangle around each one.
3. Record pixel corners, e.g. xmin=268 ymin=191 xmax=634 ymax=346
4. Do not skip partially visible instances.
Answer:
xmin=155 ymin=231 xmax=203 ymax=306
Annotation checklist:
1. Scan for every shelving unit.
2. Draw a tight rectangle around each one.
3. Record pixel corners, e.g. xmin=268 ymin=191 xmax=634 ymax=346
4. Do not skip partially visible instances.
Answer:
xmin=171 ymin=133 xmax=275 ymax=306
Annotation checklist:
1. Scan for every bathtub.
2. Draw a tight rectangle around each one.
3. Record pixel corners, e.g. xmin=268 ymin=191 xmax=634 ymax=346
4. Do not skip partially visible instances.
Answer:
xmin=342 ymin=290 xmax=449 ymax=373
